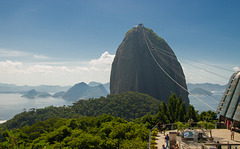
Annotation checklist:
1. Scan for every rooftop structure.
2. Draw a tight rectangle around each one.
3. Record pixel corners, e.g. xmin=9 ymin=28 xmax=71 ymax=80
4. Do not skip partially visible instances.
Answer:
xmin=217 ymin=71 xmax=240 ymax=129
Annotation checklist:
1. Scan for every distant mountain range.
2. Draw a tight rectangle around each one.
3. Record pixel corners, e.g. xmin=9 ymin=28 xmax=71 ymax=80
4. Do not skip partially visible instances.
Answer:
xmin=189 ymin=88 xmax=213 ymax=96
xmin=187 ymin=83 xmax=227 ymax=92
xmin=18 ymin=82 xmax=110 ymax=101
xmin=62 ymin=82 xmax=109 ymax=101
xmin=187 ymin=83 xmax=227 ymax=96
xmin=0 ymin=83 xmax=71 ymax=93
xmin=88 ymin=81 xmax=110 ymax=93
xmin=1 ymin=82 xmax=227 ymax=100
xmin=0 ymin=82 xmax=109 ymax=94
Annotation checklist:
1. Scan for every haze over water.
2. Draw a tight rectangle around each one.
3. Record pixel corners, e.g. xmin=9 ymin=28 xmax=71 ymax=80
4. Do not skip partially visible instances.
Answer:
xmin=0 ymin=93 xmax=72 ymax=121
xmin=0 ymin=93 xmax=222 ymax=122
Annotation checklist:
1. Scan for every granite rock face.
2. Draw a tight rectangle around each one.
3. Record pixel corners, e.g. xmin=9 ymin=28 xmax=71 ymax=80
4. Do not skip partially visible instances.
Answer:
xmin=110 ymin=24 xmax=189 ymax=105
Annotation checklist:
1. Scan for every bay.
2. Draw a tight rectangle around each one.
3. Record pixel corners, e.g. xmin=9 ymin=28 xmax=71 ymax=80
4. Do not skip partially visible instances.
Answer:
xmin=0 ymin=93 xmax=72 ymax=121
xmin=0 ymin=93 xmax=222 ymax=122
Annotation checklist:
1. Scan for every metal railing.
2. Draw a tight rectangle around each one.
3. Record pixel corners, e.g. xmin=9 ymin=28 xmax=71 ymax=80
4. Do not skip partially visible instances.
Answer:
xmin=148 ymin=125 xmax=157 ymax=149
xmin=202 ymin=143 xmax=240 ymax=149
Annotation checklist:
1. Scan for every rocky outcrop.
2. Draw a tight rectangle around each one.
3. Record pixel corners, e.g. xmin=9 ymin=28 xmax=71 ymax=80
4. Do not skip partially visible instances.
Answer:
xmin=110 ymin=24 xmax=189 ymax=105
xmin=63 ymin=82 xmax=109 ymax=101
xmin=52 ymin=91 xmax=66 ymax=98
xmin=21 ymin=89 xmax=52 ymax=99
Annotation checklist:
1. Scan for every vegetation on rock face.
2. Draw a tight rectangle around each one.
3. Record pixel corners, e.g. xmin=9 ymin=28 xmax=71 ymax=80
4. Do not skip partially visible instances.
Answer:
xmin=125 ymin=26 xmax=138 ymax=35
xmin=144 ymin=27 xmax=166 ymax=45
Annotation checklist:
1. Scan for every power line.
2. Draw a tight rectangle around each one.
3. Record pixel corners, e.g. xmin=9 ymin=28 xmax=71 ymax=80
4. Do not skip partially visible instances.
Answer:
xmin=143 ymin=27 xmax=223 ymax=102
xmin=152 ymin=45 xmax=229 ymax=80
xmin=180 ymin=60 xmax=229 ymax=80
xmin=179 ymin=56 xmax=234 ymax=73
xmin=147 ymin=42 xmax=234 ymax=73
xmin=153 ymin=49 xmax=222 ymax=102
xmin=141 ymin=25 xmax=215 ymax=110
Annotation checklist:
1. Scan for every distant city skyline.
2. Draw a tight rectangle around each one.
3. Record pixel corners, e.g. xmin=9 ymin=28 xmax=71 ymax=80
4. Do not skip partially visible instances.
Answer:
xmin=0 ymin=0 xmax=239 ymax=86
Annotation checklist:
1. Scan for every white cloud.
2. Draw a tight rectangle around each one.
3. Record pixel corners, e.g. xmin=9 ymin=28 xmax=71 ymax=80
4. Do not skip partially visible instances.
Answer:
xmin=90 ymin=51 xmax=115 ymax=65
xmin=0 ymin=60 xmax=24 ymax=75
xmin=0 ymin=60 xmax=23 ymax=67
xmin=33 ymin=54 xmax=49 ymax=59
xmin=0 ymin=49 xmax=30 ymax=57
xmin=26 ymin=65 xmax=54 ymax=73
xmin=0 ymin=48 xmax=49 ymax=60
xmin=0 ymin=51 xmax=233 ymax=86
xmin=0 ymin=51 xmax=115 ymax=86
xmin=0 ymin=60 xmax=23 ymax=74
xmin=233 ymin=67 xmax=240 ymax=71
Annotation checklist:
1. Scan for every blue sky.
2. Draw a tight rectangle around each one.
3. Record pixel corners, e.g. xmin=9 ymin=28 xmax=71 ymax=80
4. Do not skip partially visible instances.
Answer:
xmin=0 ymin=0 xmax=239 ymax=86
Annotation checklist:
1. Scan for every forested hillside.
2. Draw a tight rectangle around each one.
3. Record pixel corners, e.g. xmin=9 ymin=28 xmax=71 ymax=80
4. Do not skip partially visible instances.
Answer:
xmin=0 ymin=115 xmax=149 ymax=148
xmin=1 ymin=91 xmax=161 ymax=130
xmin=0 ymin=92 xmax=217 ymax=148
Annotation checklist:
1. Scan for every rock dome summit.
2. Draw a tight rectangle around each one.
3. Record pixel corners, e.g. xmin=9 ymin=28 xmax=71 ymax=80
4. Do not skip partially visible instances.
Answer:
xmin=110 ymin=24 xmax=189 ymax=105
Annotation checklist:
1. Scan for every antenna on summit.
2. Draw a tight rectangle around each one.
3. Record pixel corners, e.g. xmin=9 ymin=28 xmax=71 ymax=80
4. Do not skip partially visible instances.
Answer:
xmin=138 ymin=23 xmax=143 ymax=28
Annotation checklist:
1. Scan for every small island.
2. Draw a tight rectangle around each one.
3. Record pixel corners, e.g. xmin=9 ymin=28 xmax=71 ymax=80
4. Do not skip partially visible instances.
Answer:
xmin=21 ymin=89 xmax=52 ymax=99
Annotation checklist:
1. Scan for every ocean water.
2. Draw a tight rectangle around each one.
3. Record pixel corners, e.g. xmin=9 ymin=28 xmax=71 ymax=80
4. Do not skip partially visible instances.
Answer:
xmin=0 ymin=93 xmax=222 ymax=122
xmin=0 ymin=93 xmax=72 ymax=121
